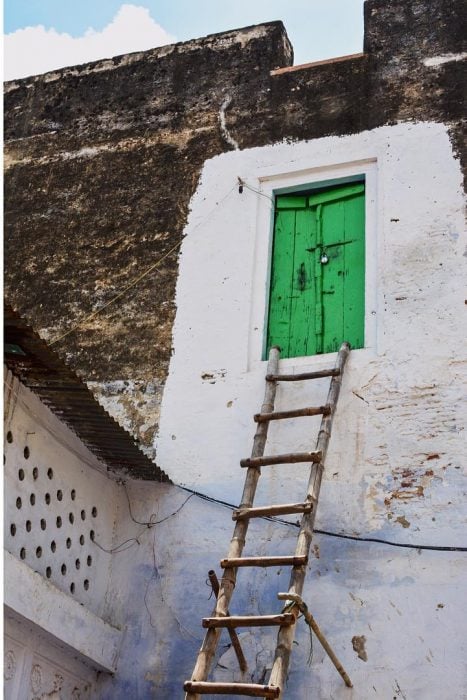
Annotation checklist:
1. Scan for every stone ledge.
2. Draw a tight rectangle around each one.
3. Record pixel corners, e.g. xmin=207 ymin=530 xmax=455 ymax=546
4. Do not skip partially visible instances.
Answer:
xmin=4 ymin=551 xmax=122 ymax=673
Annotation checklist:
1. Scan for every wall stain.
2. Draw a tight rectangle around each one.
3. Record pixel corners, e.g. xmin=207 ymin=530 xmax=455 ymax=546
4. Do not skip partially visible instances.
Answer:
xmin=351 ymin=635 xmax=368 ymax=662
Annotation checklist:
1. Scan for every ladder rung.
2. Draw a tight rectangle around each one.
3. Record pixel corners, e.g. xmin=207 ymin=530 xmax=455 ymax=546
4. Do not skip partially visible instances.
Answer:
xmin=183 ymin=681 xmax=280 ymax=697
xmin=266 ymin=368 xmax=340 ymax=382
xmin=202 ymin=613 xmax=295 ymax=629
xmin=221 ymin=555 xmax=307 ymax=568
xmin=233 ymin=501 xmax=314 ymax=520
xmin=254 ymin=405 xmax=330 ymax=422
xmin=241 ymin=451 xmax=321 ymax=468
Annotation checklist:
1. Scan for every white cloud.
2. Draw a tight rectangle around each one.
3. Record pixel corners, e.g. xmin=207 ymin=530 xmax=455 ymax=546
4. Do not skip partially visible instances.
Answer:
xmin=4 ymin=4 xmax=176 ymax=81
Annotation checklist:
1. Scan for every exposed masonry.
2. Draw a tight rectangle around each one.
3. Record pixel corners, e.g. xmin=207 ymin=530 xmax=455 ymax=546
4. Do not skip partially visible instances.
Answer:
xmin=4 ymin=0 xmax=466 ymax=467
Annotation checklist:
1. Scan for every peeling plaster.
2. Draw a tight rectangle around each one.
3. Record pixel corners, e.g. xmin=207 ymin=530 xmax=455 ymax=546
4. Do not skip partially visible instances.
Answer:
xmin=351 ymin=635 xmax=368 ymax=662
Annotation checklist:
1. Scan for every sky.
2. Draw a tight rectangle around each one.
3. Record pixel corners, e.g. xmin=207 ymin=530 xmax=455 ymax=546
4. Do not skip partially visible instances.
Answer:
xmin=4 ymin=0 xmax=365 ymax=81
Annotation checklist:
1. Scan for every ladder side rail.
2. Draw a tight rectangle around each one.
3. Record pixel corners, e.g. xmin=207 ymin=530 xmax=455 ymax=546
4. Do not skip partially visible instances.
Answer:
xmin=185 ymin=346 xmax=281 ymax=699
xmin=268 ymin=342 xmax=350 ymax=697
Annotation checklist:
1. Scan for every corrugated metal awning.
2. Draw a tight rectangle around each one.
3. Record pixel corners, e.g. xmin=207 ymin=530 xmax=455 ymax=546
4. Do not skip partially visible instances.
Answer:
xmin=4 ymin=304 xmax=169 ymax=482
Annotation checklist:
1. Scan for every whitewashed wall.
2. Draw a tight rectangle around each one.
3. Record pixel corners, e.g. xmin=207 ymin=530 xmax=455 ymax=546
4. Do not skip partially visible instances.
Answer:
xmin=3 ymin=372 xmax=124 ymax=697
xmin=156 ymin=121 xmax=466 ymax=543
xmin=152 ymin=121 xmax=467 ymax=697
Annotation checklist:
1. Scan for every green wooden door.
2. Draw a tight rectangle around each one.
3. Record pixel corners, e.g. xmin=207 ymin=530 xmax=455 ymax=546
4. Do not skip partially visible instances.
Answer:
xmin=266 ymin=182 xmax=365 ymax=358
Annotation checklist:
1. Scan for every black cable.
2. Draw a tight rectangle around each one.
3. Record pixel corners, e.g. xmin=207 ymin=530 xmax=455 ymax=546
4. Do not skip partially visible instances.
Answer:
xmin=313 ymin=529 xmax=467 ymax=552
xmin=123 ymin=483 xmax=193 ymax=526
xmin=177 ymin=485 xmax=467 ymax=553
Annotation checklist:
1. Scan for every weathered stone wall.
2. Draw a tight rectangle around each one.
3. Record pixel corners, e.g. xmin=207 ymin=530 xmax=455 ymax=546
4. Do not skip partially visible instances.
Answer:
xmin=4 ymin=0 xmax=466 ymax=462
xmin=4 ymin=22 xmax=292 ymax=453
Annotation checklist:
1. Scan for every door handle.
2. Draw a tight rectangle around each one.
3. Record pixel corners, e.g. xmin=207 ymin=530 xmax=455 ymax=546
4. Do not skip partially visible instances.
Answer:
xmin=306 ymin=239 xmax=355 ymax=253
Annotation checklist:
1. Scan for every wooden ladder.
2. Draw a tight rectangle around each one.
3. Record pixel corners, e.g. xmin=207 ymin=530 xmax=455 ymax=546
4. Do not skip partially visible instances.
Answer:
xmin=184 ymin=342 xmax=351 ymax=699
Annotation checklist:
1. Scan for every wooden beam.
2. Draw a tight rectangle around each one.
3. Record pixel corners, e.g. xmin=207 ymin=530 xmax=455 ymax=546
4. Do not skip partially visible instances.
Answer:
xmin=266 ymin=368 xmax=340 ymax=382
xmin=277 ymin=592 xmax=352 ymax=688
xmin=220 ymin=555 xmax=307 ymax=568
xmin=240 ymin=452 xmax=321 ymax=468
xmin=202 ymin=614 xmax=295 ymax=629
xmin=232 ymin=502 xmax=313 ymax=520
xmin=208 ymin=570 xmax=247 ymax=673
xmin=184 ymin=681 xmax=280 ymax=697
xmin=254 ymin=405 xmax=330 ymax=422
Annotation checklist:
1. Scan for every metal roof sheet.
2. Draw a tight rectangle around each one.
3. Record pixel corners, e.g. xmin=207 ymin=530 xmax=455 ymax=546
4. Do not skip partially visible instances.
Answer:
xmin=4 ymin=304 xmax=169 ymax=482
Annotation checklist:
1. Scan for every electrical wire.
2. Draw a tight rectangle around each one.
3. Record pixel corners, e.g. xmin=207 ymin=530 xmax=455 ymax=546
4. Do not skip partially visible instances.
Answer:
xmin=49 ymin=238 xmax=184 ymax=346
xmin=238 ymin=177 xmax=275 ymax=204
xmin=312 ymin=529 xmax=467 ymax=552
xmin=143 ymin=524 xmax=200 ymax=640
xmin=92 ymin=488 xmax=194 ymax=554
xmin=123 ymin=483 xmax=193 ymax=526
xmin=176 ymin=485 xmax=467 ymax=553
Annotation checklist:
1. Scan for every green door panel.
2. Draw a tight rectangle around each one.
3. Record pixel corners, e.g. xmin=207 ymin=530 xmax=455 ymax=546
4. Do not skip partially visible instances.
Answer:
xmin=266 ymin=182 xmax=365 ymax=358
xmin=267 ymin=209 xmax=297 ymax=357
xmin=275 ymin=195 xmax=308 ymax=209
xmin=308 ymin=183 xmax=364 ymax=206
xmin=288 ymin=207 xmax=316 ymax=357
xmin=321 ymin=200 xmax=345 ymax=353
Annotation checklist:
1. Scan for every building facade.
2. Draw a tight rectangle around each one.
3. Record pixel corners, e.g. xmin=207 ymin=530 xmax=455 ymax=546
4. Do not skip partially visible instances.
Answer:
xmin=4 ymin=1 xmax=467 ymax=697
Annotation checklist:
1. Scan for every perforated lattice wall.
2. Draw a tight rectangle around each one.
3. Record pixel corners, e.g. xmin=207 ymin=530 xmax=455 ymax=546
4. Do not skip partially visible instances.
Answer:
xmin=4 ymin=388 xmax=117 ymax=616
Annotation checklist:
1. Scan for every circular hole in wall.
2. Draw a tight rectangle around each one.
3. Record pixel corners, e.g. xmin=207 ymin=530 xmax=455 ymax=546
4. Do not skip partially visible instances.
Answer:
xmin=89 ymin=530 xmax=95 ymax=542
xmin=56 ymin=516 xmax=62 ymax=528
xmin=10 ymin=524 xmax=16 ymax=536
xmin=33 ymin=467 xmax=39 ymax=480
xmin=45 ymin=493 xmax=51 ymax=505
xmin=71 ymin=489 xmax=76 ymax=500
xmin=69 ymin=513 xmax=74 ymax=524
xmin=7 ymin=431 xmax=13 ymax=443
xmin=91 ymin=507 xmax=97 ymax=518
xmin=24 ymin=446 xmax=30 ymax=459
xmin=47 ymin=468 xmax=53 ymax=480
xmin=36 ymin=546 xmax=42 ymax=558
xmin=79 ymin=535 xmax=85 ymax=545
xmin=20 ymin=548 xmax=26 ymax=560
xmin=57 ymin=490 xmax=63 ymax=501
xmin=83 ymin=579 xmax=89 ymax=591
xmin=87 ymin=555 xmax=92 ymax=567
xmin=81 ymin=510 xmax=86 ymax=521
xmin=51 ymin=541 xmax=56 ymax=553
xmin=18 ymin=468 xmax=25 ymax=481
xmin=70 ymin=582 xmax=75 ymax=594
xmin=26 ymin=520 xmax=32 ymax=532
xmin=30 ymin=494 xmax=36 ymax=506
xmin=40 ymin=519 xmax=46 ymax=531
xmin=16 ymin=497 xmax=22 ymax=509
xmin=66 ymin=538 xmax=72 ymax=549
xmin=61 ymin=564 xmax=67 ymax=576
xmin=46 ymin=567 xmax=52 ymax=579
xmin=75 ymin=559 xmax=81 ymax=570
